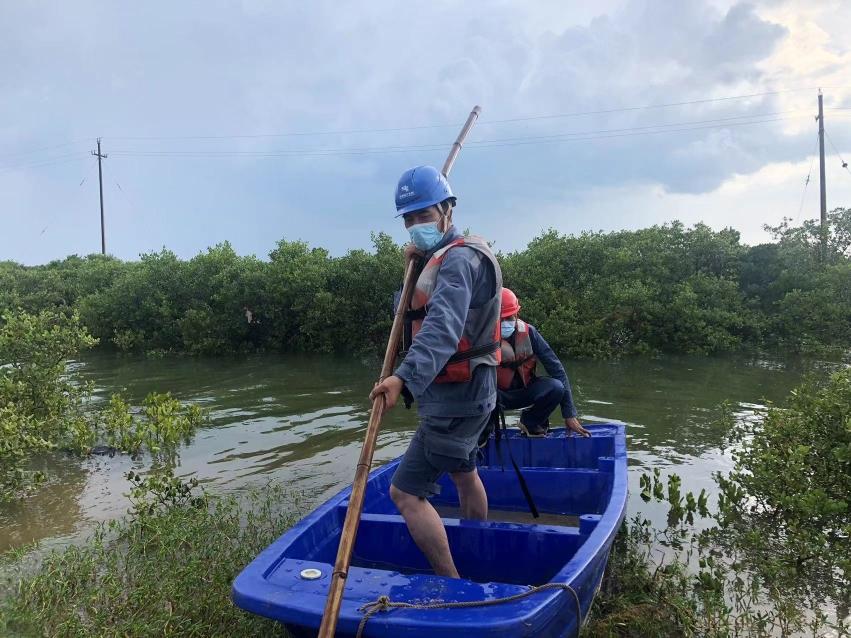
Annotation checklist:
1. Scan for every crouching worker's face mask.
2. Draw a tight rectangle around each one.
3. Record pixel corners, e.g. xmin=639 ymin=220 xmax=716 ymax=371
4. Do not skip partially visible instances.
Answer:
xmin=501 ymin=320 xmax=516 ymax=339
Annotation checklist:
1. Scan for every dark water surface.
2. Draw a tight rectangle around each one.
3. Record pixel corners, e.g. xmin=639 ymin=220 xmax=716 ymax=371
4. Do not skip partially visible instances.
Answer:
xmin=0 ymin=352 xmax=839 ymax=553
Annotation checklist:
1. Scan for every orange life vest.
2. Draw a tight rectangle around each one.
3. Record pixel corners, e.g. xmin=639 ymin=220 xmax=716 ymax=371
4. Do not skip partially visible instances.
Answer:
xmin=404 ymin=235 xmax=502 ymax=384
xmin=497 ymin=319 xmax=537 ymax=390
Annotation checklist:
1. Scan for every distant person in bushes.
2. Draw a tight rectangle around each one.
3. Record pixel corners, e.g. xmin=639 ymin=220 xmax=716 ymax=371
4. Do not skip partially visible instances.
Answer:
xmin=497 ymin=288 xmax=589 ymax=438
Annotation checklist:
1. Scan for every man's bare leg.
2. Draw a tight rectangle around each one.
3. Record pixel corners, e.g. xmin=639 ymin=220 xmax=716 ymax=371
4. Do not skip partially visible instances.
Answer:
xmin=451 ymin=468 xmax=488 ymax=520
xmin=390 ymin=485 xmax=459 ymax=577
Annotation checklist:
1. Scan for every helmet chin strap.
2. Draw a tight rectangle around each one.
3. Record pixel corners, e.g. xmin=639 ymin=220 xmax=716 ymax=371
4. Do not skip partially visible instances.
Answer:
xmin=438 ymin=202 xmax=453 ymax=233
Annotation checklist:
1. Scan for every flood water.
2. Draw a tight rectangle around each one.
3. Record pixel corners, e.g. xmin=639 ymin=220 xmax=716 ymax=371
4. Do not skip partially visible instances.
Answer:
xmin=0 ymin=352 xmax=843 ymax=553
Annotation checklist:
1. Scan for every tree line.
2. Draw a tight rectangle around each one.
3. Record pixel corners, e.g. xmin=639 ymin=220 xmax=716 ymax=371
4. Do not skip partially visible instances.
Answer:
xmin=1 ymin=209 xmax=849 ymax=358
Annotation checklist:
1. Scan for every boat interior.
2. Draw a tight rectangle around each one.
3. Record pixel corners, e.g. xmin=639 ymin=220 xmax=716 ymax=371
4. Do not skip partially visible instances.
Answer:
xmin=277 ymin=426 xmax=620 ymax=586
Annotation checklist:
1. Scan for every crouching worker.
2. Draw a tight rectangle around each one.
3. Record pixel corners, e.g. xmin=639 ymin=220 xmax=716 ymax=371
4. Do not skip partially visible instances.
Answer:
xmin=369 ymin=165 xmax=502 ymax=578
xmin=497 ymin=288 xmax=589 ymax=438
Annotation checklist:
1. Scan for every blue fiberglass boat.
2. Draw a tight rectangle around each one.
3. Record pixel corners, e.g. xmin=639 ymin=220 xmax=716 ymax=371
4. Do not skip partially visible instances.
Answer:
xmin=232 ymin=423 xmax=627 ymax=637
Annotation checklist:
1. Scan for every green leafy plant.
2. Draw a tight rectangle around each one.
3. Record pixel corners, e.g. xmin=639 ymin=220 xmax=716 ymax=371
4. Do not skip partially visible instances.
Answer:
xmin=3 ymin=211 xmax=849 ymax=359
xmin=0 ymin=474 xmax=301 ymax=637
xmin=0 ymin=309 xmax=205 ymax=501
xmin=97 ymin=393 xmax=205 ymax=462
xmin=590 ymin=370 xmax=851 ymax=636
xmin=0 ymin=310 xmax=96 ymax=500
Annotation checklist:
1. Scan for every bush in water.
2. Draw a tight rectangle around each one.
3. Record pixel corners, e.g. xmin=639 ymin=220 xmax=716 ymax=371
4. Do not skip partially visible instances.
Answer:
xmin=96 ymin=393 xmax=205 ymax=461
xmin=0 ymin=309 xmax=205 ymax=501
xmin=0 ymin=310 xmax=96 ymax=500
xmin=587 ymin=369 xmax=851 ymax=636
xmin=715 ymin=368 xmax=851 ymax=607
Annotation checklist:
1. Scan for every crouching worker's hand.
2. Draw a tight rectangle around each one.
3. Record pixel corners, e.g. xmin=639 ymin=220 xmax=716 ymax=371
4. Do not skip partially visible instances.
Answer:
xmin=565 ymin=417 xmax=591 ymax=438
xmin=369 ymin=375 xmax=404 ymax=412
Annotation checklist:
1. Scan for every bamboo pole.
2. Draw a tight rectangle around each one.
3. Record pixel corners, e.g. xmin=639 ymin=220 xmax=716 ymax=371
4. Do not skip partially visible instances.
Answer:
xmin=317 ymin=106 xmax=482 ymax=638
xmin=442 ymin=105 xmax=481 ymax=178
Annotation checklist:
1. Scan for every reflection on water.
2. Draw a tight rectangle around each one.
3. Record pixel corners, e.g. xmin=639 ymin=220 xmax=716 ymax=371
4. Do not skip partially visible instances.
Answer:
xmin=0 ymin=351 xmax=840 ymax=552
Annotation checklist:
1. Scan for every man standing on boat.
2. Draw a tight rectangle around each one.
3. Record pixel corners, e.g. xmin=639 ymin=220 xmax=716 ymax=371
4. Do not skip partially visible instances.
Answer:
xmin=369 ymin=165 xmax=502 ymax=579
xmin=497 ymin=288 xmax=589 ymax=438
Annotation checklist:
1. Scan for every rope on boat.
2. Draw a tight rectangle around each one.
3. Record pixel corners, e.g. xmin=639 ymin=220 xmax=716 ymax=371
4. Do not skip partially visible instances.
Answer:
xmin=355 ymin=582 xmax=582 ymax=638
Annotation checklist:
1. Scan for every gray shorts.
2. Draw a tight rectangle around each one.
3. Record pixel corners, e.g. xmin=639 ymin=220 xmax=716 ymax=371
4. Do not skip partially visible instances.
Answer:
xmin=391 ymin=428 xmax=479 ymax=499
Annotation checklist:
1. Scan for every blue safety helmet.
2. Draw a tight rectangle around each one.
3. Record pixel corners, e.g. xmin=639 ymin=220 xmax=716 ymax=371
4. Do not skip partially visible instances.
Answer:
xmin=394 ymin=165 xmax=456 ymax=216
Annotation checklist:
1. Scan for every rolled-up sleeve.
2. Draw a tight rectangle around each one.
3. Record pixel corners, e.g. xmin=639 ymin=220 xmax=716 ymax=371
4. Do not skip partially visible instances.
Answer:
xmin=394 ymin=249 xmax=476 ymax=398
xmin=529 ymin=326 xmax=577 ymax=418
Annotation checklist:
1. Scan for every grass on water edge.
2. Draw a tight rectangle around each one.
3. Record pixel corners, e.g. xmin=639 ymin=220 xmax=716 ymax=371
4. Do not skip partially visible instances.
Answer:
xmin=0 ymin=476 xmax=300 ymax=638
xmin=0 ymin=480 xmax=759 ymax=638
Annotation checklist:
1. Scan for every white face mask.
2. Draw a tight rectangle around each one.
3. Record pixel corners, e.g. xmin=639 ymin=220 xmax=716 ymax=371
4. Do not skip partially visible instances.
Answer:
xmin=500 ymin=320 xmax=516 ymax=339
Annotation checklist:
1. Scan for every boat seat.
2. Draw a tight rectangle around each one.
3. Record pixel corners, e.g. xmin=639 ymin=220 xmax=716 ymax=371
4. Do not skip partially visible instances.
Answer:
xmin=345 ymin=462 xmax=613 ymax=520
xmin=297 ymin=512 xmax=595 ymax=585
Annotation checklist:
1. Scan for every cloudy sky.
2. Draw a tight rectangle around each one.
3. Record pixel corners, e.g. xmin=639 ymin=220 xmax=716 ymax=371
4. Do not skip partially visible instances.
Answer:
xmin=2 ymin=0 xmax=850 ymax=265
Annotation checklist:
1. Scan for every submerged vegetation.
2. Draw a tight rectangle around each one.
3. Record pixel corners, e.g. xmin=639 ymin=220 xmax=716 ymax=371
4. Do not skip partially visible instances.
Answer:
xmin=0 ymin=309 xmax=204 ymax=502
xmin=1 ymin=209 xmax=849 ymax=358
xmin=589 ymin=368 xmax=851 ymax=637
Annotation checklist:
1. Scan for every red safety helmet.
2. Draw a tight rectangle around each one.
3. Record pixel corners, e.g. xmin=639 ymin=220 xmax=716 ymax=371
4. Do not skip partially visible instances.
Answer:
xmin=500 ymin=288 xmax=521 ymax=319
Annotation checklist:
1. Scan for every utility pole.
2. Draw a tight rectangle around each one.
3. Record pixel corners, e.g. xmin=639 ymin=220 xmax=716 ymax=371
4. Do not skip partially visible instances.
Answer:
xmin=817 ymin=91 xmax=827 ymax=260
xmin=91 ymin=138 xmax=108 ymax=255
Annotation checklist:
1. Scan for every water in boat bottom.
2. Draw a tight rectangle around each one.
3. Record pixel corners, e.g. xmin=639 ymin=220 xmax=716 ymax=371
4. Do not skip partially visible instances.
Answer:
xmin=351 ymin=507 xmax=581 ymax=581
xmin=434 ymin=506 xmax=580 ymax=528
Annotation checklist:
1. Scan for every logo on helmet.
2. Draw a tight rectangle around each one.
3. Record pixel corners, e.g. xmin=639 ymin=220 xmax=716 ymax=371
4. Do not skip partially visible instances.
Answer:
xmin=398 ymin=186 xmax=417 ymax=200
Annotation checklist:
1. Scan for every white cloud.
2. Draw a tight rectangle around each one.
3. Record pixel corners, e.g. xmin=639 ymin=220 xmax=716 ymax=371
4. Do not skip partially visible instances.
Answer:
xmin=488 ymin=155 xmax=851 ymax=251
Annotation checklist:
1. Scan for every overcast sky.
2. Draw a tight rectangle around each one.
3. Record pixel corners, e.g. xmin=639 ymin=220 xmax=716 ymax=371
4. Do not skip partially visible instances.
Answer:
xmin=2 ymin=0 xmax=850 ymax=265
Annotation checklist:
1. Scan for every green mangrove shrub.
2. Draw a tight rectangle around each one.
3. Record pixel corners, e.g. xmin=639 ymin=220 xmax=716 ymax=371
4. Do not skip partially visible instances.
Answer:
xmin=0 ymin=309 xmax=205 ymax=501
xmin=2 ymin=211 xmax=850 ymax=358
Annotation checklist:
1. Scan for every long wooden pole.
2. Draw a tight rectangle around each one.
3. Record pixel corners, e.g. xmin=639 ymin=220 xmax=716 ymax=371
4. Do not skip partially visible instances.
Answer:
xmin=318 ymin=105 xmax=482 ymax=638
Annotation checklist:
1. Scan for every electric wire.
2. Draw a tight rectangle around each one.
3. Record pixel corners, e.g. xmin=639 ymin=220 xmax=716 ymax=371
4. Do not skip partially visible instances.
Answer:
xmin=3 ymin=86 xmax=849 ymax=161
xmin=107 ymin=114 xmax=809 ymax=159
xmin=0 ymin=152 xmax=91 ymax=175
xmin=481 ymin=89 xmax=817 ymax=124
xmin=35 ymin=159 xmax=99 ymax=239
xmin=104 ymin=87 xmax=827 ymax=141
xmin=0 ymin=138 xmax=94 ymax=159
xmin=796 ymin=134 xmax=820 ymax=221
xmin=824 ymin=129 xmax=851 ymax=176
xmin=79 ymin=158 xmax=99 ymax=187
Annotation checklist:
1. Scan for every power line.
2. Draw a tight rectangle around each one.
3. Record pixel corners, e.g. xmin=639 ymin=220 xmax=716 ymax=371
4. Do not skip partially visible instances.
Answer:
xmin=35 ymin=159 xmax=99 ymax=240
xmin=796 ymin=133 xmax=820 ymax=221
xmin=79 ymin=158 xmax=99 ymax=186
xmin=462 ymin=109 xmax=806 ymax=145
xmin=481 ymin=89 xmax=823 ymax=125
xmin=110 ymin=163 xmax=144 ymax=221
xmin=104 ymin=86 xmax=829 ymax=142
xmin=108 ymin=113 xmax=810 ymax=159
xmin=0 ymin=152 xmax=91 ymax=175
xmin=465 ymin=116 xmax=803 ymax=151
xmin=3 ymin=91 xmax=849 ymax=170
xmin=3 ymin=86 xmax=848 ymax=160
xmin=824 ymin=128 xmax=851 ymax=176
xmin=0 ymin=138 xmax=93 ymax=160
